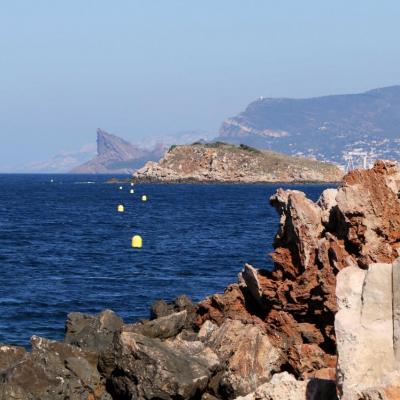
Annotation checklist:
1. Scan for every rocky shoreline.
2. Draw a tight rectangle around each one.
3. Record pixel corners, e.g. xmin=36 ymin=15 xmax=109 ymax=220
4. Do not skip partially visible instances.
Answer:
xmin=1 ymin=161 xmax=400 ymax=399
xmin=130 ymin=177 xmax=341 ymax=185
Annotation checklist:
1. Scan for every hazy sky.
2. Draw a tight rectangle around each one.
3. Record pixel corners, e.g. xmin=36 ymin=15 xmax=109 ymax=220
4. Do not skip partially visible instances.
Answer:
xmin=1 ymin=1 xmax=400 ymax=165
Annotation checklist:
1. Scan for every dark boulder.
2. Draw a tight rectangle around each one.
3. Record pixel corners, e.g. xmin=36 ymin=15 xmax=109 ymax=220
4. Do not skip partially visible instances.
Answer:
xmin=107 ymin=331 xmax=219 ymax=400
xmin=0 ymin=336 xmax=110 ymax=400
xmin=126 ymin=310 xmax=188 ymax=340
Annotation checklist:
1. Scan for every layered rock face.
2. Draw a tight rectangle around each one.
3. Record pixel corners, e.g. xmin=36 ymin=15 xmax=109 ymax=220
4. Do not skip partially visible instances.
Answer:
xmin=134 ymin=142 xmax=343 ymax=183
xmin=1 ymin=160 xmax=400 ymax=399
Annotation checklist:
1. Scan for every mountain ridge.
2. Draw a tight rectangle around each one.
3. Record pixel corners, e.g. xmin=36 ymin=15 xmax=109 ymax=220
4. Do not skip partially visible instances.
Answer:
xmin=216 ymin=85 xmax=400 ymax=164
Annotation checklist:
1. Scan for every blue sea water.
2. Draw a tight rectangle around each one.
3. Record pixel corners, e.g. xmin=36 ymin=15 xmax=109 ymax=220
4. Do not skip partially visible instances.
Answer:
xmin=0 ymin=174 xmax=333 ymax=346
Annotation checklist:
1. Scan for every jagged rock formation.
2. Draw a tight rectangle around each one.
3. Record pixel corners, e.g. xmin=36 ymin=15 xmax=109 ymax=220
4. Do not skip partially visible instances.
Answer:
xmin=71 ymin=129 xmax=166 ymax=174
xmin=216 ymin=86 xmax=400 ymax=164
xmin=1 ymin=161 xmax=400 ymax=399
xmin=134 ymin=142 xmax=343 ymax=183
xmin=194 ymin=160 xmax=400 ymax=390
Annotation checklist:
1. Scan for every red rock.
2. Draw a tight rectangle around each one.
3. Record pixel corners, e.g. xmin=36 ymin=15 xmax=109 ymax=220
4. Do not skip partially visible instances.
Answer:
xmin=288 ymin=343 xmax=336 ymax=377
xmin=337 ymin=160 xmax=400 ymax=267
xmin=194 ymin=284 xmax=265 ymax=329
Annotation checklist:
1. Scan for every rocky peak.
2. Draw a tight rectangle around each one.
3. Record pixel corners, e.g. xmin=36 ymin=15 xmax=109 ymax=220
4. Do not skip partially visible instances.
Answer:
xmin=96 ymin=128 xmax=146 ymax=160
xmin=71 ymin=129 xmax=166 ymax=174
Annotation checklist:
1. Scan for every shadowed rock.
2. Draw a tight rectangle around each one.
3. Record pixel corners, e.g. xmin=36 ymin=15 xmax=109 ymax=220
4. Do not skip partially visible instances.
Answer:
xmin=125 ymin=310 xmax=188 ymax=339
xmin=0 ymin=336 xmax=110 ymax=400
xmin=107 ymin=331 xmax=218 ymax=400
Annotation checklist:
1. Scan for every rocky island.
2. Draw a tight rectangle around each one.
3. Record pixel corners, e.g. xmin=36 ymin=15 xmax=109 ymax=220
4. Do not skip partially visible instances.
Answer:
xmin=1 ymin=161 xmax=400 ymax=399
xmin=134 ymin=142 xmax=343 ymax=183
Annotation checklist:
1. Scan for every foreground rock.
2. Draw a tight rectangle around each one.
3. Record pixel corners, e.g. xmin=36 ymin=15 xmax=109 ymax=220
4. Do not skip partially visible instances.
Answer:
xmin=235 ymin=372 xmax=336 ymax=400
xmin=1 ymin=160 xmax=400 ymax=399
xmin=335 ymin=259 xmax=400 ymax=399
xmin=109 ymin=331 xmax=218 ymax=399
xmin=134 ymin=142 xmax=343 ymax=183
xmin=196 ymin=161 xmax=400 ymax=383
xmin=0 ymin=336 xmax=110 ymax=400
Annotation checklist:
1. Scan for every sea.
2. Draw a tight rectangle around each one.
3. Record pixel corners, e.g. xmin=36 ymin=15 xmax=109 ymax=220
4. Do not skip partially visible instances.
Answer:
xmin=0 ymin=174 xmax=333 ymax=347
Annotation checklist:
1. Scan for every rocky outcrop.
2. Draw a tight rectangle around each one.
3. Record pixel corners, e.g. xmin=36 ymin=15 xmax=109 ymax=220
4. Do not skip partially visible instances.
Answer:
xmin=2 ymin=160 xmax=400 ymax=399
xmin=71 ymin=129 xmax=166 ymax=174
xmin=196 ymin=160 xmax=400 ymax=383
xmin=134 ymin=142 xmax=343 ymax=183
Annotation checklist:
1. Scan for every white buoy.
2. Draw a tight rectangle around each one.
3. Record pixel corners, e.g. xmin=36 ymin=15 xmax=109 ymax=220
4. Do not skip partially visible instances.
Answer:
xmin=119 ymin=186 xmax=123 ymax=190
xmin=50 ymin=179 xmax=54 ymax=183
xmin=141 ymin=195 xmax=147 ymax=202
xmin=130 ymin=182 xmax=134 ymax=187
xmin=130 ymin=189 xmax=134 ymax=194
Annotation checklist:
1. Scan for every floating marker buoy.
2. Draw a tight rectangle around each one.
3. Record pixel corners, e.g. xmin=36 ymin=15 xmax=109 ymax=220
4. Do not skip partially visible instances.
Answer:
xmin=141 ymin=195 xmax=147 ymax=202
xmin=119 ymin=186 xmax=123 ymax=190
xmin=117 ymin=204 xmax=124 ymax=212
xmin=130 ymin=189 xmax=134 ymax=194
xmin=132 ymin=235 xmax=142 ymax=248
xmin=50 ymin=179 xmax=54 ymax=183
xmin=130 ymin=182 xmax=134 ymax=187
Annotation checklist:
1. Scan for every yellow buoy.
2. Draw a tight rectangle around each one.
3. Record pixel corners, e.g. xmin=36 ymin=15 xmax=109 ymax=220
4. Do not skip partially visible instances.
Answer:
xmin=141 ymin=195 xmax=147 ymax=202
xmin=130 ymin=189 xmax=134 ymax=194
xmin=117 ymin=204 xmax=124 ymax=212
xmin=132 ymin=235 xmax=142 ymax=248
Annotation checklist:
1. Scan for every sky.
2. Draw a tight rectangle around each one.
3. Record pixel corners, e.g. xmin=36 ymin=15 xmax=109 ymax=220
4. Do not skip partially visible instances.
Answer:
xmin=1 ymin=0 xmax=400 ymax=166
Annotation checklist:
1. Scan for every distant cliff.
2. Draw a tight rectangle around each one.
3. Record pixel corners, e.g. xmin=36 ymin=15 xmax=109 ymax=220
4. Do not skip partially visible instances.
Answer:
xmin=134 ymin=142 xmax=343 ymax=183
xmin=71 ymin=129 xmax=166 ymax=174
xmin=216 ymin=86 xmax=400 ymax=164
